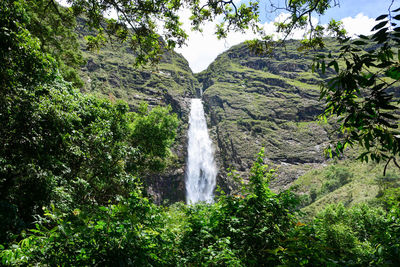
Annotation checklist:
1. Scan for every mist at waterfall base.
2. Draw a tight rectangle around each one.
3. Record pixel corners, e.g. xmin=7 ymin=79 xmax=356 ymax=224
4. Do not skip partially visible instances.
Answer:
xmin=185 ymin=99 xmax=217 ymax=204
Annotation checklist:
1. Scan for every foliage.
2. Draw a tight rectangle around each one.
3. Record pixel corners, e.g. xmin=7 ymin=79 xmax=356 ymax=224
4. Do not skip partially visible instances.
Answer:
xmin=0 ymin=0 xmax=56 ymax=91
xmin=292 ymin=158 xmax=397 ymax=216
xmin=294 ymin=165 xmax=353 ymax=208
xmin=0 ymin=75 xmax=178 ymax=241
xmin=275 ymin=202 xmax=400 ymax=266
xmin=128 ymin=103 xmax=179 ymax=174
xmin=315 ymin=9 xmax=400 ymax=168
xmin=30 ymin=0 xmax=346 ymax=68
xmin=3 ymin=148 xmax=400 ymax=266
xmin=0 ymin=0 xmax=178 ymax=244
xmin=63 ymin=0 xmax=264 ymax=66
xmin=25 ymin=0 xmax=85 ymax=87
xmin=375 ymin=188 xmax=400 ymax=265
xmin=0 ymin=192 xmax=178 ymax=266
xmin=0 ymin=0 xmax=84 ymax=87
xmin=67 ymin=0 xmax=189 ymax=66
xmin=1 ymin=0 xmax=57 ymax=241
xmin=179 ymin=149 xmax=298 ymax=265
xmin=319 ymin=165 xmax=352 ymax=195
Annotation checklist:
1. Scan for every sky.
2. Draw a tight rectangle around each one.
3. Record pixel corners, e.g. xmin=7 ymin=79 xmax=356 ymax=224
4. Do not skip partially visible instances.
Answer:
xmin=58 ymin=0 xmax=398 ymax=72
xmin=176 ymin=0 xmax=396 ymax=72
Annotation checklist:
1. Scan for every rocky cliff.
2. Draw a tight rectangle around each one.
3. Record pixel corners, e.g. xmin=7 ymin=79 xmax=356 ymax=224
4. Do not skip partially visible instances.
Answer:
xmin=76 ymin=18 xmax=201 ymax=203
xmin=197 ymin=40 xmax=342 ymax=193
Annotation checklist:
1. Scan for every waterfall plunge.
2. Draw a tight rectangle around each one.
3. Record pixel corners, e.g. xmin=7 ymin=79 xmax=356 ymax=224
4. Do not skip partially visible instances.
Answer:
xmin=185 ymin=99 xmax=217 ymax=204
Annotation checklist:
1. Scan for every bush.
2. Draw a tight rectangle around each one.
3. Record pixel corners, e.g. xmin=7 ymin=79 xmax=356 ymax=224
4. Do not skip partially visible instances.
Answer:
xmin=319 ymin=165 xmax=352 ymax=195
xmin=178 ymin=149 xmax=298 ymax=265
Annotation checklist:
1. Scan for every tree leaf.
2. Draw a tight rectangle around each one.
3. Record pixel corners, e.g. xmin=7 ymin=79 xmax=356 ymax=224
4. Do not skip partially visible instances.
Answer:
xmin=398 ymin=48 xmax=400 ymax=62
xmin=333 ymin=61 xmax=339 ymax=73
xmin=352 ymin=40 xmax=367 ymax=46
xmin=386 ymin=66 xmax=400 ymax=80
xmin=376 ymin=14 xmax=388 ymax=21
xmin=372 ymin=21 xmax=388 ymax=31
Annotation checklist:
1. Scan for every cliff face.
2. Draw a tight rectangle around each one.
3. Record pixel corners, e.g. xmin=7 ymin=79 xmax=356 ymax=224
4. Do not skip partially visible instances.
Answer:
xmin=76 ymin=19 xmax=200 ymax=203
xmin=197 ymin=41 xmax=341 ymax=193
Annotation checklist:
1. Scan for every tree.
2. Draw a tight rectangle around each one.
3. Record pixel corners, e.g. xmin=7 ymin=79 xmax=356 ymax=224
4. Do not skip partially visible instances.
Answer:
xmin=0 ymin=0 xmax=179 ymax=244
xmin=26 ymin=0 xmax=85 ymax=87
xmin=313 ymin=7 xmax=400 ymax=171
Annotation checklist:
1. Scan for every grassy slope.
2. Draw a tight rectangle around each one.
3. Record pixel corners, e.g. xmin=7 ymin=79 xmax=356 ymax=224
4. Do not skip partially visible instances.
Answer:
xmin=292 ymin=157 xmax=400 ymax=218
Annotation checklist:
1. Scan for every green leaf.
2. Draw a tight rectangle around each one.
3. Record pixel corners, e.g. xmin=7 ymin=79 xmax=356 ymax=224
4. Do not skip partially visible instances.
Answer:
xmin=386 ymin=66 xmax=400 ymax=80
xmin=333 ymin=61 xmax=339 ymax=73
xmin=99 ymin=206 xmax=108 ymax=212
xmin=372 ymin=21 xmax=388 ymax=31
xmin=398 ymin=48 xmax=400 ymax=62
xmin=352 ymin=40 xmax=367 ymax=46
xmin=376 ymin=14 xmax=388 ymax=21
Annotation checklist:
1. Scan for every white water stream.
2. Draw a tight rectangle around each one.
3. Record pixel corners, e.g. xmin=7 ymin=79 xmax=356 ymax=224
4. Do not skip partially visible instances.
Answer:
xmin=185 ymin=99 xmax=217 ymax=204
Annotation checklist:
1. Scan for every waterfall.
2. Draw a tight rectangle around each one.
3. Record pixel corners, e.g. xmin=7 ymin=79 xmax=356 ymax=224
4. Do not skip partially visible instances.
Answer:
xmin=185 ymin=98 xmax=217 ymax=204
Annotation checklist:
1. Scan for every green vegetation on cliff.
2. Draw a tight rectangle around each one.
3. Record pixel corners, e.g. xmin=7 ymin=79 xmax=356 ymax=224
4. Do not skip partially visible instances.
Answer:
xmin=198 ymin=40 xmax=339 ymax=193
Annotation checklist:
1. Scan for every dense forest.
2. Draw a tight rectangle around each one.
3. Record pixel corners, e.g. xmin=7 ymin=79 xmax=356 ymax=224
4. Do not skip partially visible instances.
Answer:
xmin=1 ymin=0 xmax=400 ymax=265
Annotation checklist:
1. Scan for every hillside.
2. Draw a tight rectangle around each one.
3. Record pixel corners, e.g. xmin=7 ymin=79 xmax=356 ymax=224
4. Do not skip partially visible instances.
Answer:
xmin=198 ymin=40 xmax=341 ymax=193
xmin=197 ymin=40 xmax=399 ymax=212
xmin=75 ymin=25 xmax=399 ymax=210
xmin=75 ymin=17 xmax=201 ymax=203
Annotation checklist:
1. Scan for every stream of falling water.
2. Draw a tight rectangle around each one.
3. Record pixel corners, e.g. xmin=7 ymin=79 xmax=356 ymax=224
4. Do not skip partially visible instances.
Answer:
xmin=185 ymin=99 xmax=217 ymax=204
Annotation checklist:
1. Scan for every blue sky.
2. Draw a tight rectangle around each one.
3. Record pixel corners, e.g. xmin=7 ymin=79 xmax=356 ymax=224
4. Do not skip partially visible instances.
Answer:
xmin=256 ymin=0 xmax=395 ymax=24
xmin=322 ymin=0 xmax=395 ymax=22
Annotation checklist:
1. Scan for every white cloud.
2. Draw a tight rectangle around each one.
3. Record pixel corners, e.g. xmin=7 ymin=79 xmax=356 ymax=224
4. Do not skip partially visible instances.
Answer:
xmin=341 ymin=13 xmax=375 ymax=38
xmin=175 ymin=10 xmax=324 ymax=73
xmin=175 ymin=24 xmax=261 ymax=73
xmin=175 ymin=10 xmax=285 ymax=73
